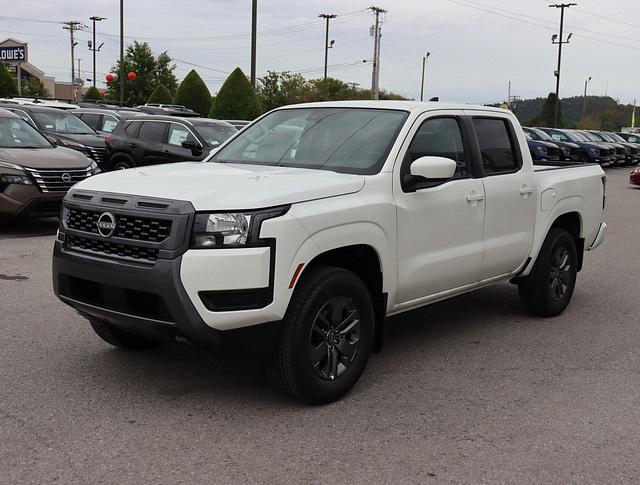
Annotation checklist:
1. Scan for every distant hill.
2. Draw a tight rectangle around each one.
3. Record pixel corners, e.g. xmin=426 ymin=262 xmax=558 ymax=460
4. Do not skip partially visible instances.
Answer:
xmin=491 ymin=95 xmax=636 ymax=130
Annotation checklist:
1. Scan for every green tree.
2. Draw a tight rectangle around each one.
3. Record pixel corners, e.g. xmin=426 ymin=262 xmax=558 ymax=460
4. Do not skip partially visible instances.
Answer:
xmin=174 ymin=70 xmax=212 ymax=115
xmin=0 ymin=63 xmax=18 ymax=97
xmin=21 ymin=77 xmax=49 ymax=97
xmin=156 ymin=52 xmax=178 ymax=95
xmin=210 ymin=68 xmax=262 ymax=120
xmin=536 ymin=92 xmax=564 ymax=128
xmin=105 ymin=41 xmax=178 ymax=106
xmin=258 ymin=71 xmax=310 ymax=111
xmin=83 ymin=86 xmax=101 ymax=101
xmin=147 ymin=84 xmax=173 ymax=104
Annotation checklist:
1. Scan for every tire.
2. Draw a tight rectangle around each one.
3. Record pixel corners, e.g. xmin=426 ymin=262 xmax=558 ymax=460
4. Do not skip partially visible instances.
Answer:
xmin=89 ymin=319 xmax=161 ymax=350
xmin=518 ymin=228 xmax=578 ymax=317
xmin=111 ymin=159 xmax=132 ymax=171
xmin=269 ymin=265 xmax=375 ymax=404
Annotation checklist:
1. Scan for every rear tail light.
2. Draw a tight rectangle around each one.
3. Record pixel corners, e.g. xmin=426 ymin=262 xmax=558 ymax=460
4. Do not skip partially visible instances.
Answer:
xmin=602 ymin=175 xmax=606 ymax=210
xmin=104 ymin=135 xmax=113 ymax=143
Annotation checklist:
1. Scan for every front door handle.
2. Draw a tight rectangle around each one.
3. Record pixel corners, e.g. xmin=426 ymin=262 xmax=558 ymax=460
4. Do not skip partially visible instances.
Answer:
xmin=466 ymin=193 xmax=485 ymax=204
xmin=520 ymin=186 xmax=535 ymax=197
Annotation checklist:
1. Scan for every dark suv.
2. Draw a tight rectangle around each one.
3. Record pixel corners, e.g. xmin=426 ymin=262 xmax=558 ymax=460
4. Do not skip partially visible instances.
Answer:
xmin=104 ymin=116 xmax=237 ymax=170
xmin=0 ymin=104 xmax=107 ymax=169
xmin=73 ymin=107 xmax=141 ymax=135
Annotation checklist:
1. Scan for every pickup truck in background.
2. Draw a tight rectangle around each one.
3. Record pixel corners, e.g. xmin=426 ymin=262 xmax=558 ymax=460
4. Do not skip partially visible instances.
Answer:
xmin=52 ymin=101 xmax=607 ymax=403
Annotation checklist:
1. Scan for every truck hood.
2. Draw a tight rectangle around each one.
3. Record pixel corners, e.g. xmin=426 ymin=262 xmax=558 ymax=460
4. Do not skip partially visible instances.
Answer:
xmin=73 ymin=162 xmax=366 ymax=210
xmin=0 ymin=145 xmax=91 ymax=169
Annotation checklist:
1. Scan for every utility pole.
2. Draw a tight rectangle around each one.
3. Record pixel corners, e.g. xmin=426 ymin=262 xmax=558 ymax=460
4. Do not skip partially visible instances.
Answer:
xmin=319 ymin=13 xmax=337 ymax=100
xmin=507 ymin=80 xmax=511 ymax=109
xmin=89 ymin=16 xmax=106 ymax=88
xmin=369 ymin=6 xmax=386 ymax=100
xmin=119 ymin=0 xmax=125 ymax=105
xmin=550 ymin=3 xmax=576 ymax=128
xmin=420 ymin=52 xmax=430 ymax=101
xmin=76 ymin=58 xmax=82 ymax=100
xmin=582 ymin=75 xmax=591 ymax=119
xmin=62 ymin=21 xmax=83 ymax=102
xmin=251 ymin=0 xmax=257 ymax=88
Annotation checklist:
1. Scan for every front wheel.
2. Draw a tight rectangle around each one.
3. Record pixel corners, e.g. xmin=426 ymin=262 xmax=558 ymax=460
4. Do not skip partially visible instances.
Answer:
xmin=269 ymin=266 xmax=375 ymax=404
xmin=518 ymin=228 xmax=578 ymax=317
xmin=110 ymin=159 xmax=132 ymax=171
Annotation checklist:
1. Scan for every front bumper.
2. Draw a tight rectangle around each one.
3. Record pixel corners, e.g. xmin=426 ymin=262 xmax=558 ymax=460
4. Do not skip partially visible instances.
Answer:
xmin=0 ymin=183 xmax=63 ymax=217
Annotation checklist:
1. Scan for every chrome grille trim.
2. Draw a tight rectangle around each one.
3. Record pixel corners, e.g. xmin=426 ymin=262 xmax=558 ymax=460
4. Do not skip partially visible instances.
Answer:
xmin=24 ymin=167 xmax=93 ymax=193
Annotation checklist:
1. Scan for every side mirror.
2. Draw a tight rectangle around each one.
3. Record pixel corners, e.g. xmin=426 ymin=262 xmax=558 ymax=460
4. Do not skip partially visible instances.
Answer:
xmin=410 ymin=156 xmax=457 ymax=180
xmin=182 ymin=139 xmax=203 ymax=156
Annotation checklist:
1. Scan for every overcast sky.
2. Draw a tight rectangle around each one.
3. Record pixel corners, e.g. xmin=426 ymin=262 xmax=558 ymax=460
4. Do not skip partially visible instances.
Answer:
xmin=2 ymin=0 xmax=640 ymax=104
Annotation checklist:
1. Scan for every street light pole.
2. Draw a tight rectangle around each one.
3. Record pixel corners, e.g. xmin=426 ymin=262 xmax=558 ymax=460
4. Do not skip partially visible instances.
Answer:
xmin=550 ymin=3 xmax=576 ymax=128
xmin=250 ymin=0 xmax=257 ymax=89
xmin=582 ymin=75 xmax=592 ymax=120
xmin=319 ymin=13 xmax=337 ymax=100
xmin=119 ymin=0 xmax=125 ymax=106
xmin=89 ymin=16 xmax=106 ymax=88
xmin=420 ymin=52 xmax=430 ymax=102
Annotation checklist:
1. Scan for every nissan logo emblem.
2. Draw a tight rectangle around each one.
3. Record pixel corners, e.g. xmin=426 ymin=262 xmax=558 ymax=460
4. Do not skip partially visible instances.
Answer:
xmin=96 ymin=212 xmax=117 ymax=238
xmin=61 ymin=172 xmax=72 ymax=183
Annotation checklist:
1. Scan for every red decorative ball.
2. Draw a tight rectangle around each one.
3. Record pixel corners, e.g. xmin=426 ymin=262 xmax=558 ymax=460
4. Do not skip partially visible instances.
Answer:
xmin=127 ymin=72 xmax=137 ymax=81
xmin=106 ymin=73 xmax=117 ymax=83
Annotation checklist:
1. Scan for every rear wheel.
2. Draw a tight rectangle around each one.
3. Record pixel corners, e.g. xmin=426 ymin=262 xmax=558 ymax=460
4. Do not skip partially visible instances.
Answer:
xmin=269 ymin=266 xmax=375 ymax=404
xmin=89 ymin=319 xmax=161 ymax=350
xmin=518 ymin=228 xmax=578 ymax=317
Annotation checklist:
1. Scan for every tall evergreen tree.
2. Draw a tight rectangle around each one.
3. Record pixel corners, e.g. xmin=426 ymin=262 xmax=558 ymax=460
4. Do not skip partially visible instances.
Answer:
xmin=0 ymin=63 xmax=18 ymax=97
xmin=211 ymin=67 xmax=262 ymax=120
xmin=174 ymin=70 xmax=212 ymax=115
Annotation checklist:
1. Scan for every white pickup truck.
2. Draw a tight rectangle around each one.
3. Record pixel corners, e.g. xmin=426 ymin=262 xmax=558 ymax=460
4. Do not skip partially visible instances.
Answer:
xmin=52 ymin=101 xmax=607 ymax=403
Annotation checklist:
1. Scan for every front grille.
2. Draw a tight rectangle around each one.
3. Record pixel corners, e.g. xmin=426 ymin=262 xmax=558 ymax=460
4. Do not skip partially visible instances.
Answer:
xmin=26 ymin=167 xmax=92 ymax=193
xmin=547 ymin=146 xmax=561 ymax=160
xmin=66 ymin=208 xmax=172 ymax=243
xmin=66 ymin=234 xmax=159 ymax=261
xmin=85 ymin=146 xmax=106 ymax=164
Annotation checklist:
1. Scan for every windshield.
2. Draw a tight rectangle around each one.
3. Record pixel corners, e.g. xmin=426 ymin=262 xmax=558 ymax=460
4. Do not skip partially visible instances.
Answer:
xmin=531 ymin=127 xmax=553 ymax=142
xmin=0 ymin=117 xmax=53 ymax=149
xmin=581 ymin=131 xmax=603 ymax=142
xmin=32 ymin=110 xmax=95 ymax=135
xmin=193 ymin=123 xmax=237 ymax=147
xmin=567 ymin=131 xmax=587 ymax=142
xmin=609 ymin=133 xmax=626 ymax=143
xmin=211 ymin=108 xmax=409 ymax=174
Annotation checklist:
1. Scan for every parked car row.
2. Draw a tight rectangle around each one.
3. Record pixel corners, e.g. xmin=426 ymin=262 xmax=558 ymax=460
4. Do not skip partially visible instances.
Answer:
xmin=524 ymin=126 xmax=640 ymax=168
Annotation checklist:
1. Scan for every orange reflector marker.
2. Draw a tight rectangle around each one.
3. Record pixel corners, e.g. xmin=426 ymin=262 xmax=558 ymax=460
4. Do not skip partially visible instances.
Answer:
xmin=288 ymin=263 xmax=305 ymax=289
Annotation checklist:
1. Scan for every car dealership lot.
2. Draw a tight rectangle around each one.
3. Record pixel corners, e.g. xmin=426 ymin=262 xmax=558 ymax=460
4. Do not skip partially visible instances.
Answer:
xmin=1 ymin=167 xmax=638 ymax=484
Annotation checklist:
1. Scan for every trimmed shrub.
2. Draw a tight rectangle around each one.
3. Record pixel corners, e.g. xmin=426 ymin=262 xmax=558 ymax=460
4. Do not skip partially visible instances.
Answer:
xmin=147 ymin=84 xmax=173 ymax=104
xmin=174 ymin=70 xmax=212 ymax=115
xmin=83 ymin=86 xmax=101 ymax=101
xmin=210 ymin=67 xmax=261 ymax=120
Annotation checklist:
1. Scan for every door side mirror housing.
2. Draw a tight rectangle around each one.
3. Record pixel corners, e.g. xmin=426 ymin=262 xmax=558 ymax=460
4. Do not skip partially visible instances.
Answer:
xmin=403 ymin=156 xmax=458 ymax=192
xmin=182 ymin=139 xmax=203 ymax=156
xmin=410 ymin=156 xmax=457 ymax=180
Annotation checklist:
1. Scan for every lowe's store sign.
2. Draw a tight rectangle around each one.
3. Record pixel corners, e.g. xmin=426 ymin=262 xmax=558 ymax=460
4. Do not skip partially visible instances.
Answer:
xmin=0 ymin=45 xmax=27 ymax=62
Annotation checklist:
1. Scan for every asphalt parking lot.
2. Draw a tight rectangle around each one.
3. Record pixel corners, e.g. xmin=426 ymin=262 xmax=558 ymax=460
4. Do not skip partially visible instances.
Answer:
xmin=1 ymin=167 xmax=638 ymax=484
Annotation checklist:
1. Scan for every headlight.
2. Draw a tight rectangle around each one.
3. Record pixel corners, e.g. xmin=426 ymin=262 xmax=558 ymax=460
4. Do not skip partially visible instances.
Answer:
xmin=560 ymin=146 xmax=570 ymax=155
xmin=632 ymin=168 xmax=640 ymax=174
xmin=190 ymin=206 xmax=289 ymax=249
xmin=589 ymin=148 xmax=600 ymax=155
xmin=89 ymin=160 xmax=100 ymax=174
xmin=57 ymin=138 xmax=87 ymax=151
xmin=535 ymin=146 xmax=547 ymax=155
xmin=0 ymin=161 xmax=25 ymax=171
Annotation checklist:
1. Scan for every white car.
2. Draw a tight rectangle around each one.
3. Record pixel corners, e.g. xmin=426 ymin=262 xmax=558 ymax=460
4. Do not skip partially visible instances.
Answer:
xmin=52 ymin=101 xmax=607 ymax=403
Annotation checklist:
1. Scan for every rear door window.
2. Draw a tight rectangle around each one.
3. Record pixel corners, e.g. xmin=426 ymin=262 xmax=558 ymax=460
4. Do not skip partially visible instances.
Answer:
xmin=100 ymin=115 xmax=119 ymax=133
xmin=138 ymin=121 xmax=167 ymax=143
xmin=123 ymin=120 xmax=142 ymax=137
xmin=79 ymin=113 xmax=101 ymax=130
xmin=473 ymin=118 xmax=520 ymax=175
